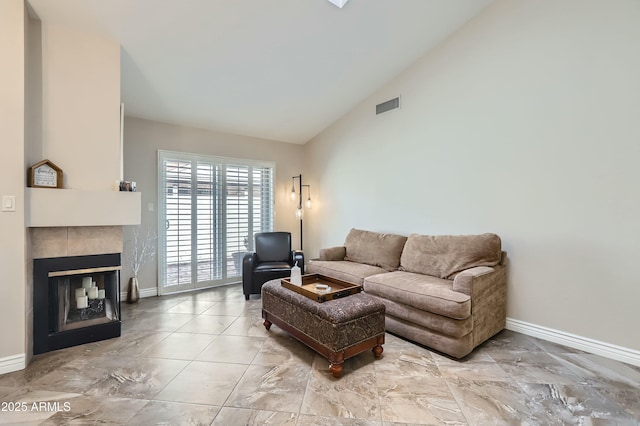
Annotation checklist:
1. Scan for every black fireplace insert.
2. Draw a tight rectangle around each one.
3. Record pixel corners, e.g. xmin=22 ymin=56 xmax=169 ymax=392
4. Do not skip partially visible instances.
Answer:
xmin=33 ymin=253 xmax=121 ymax=355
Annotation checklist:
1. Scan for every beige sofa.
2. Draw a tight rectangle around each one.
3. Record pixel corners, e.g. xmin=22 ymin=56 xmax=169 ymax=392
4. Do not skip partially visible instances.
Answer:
xmin=307 ymin=229 xmax=506 ymax=358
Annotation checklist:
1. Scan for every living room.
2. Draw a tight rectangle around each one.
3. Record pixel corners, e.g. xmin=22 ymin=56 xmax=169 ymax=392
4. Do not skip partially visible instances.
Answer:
xmin=1 ymin=0 xmax=639 ymax=423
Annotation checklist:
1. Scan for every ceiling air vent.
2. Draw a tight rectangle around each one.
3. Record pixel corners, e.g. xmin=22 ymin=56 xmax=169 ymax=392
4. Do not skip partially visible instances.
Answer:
xmin=327 ymin=0 xmax=349 ymax=8
xmin=376 ymin=97 xmax=400 ymax=115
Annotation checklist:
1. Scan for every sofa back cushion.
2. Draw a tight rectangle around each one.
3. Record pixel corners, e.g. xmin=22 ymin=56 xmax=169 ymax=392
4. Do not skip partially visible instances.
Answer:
xmin=400 ymin=233 xmax=501 ymax=279
xmin=344 ymin=228 xmax=407 ymax=271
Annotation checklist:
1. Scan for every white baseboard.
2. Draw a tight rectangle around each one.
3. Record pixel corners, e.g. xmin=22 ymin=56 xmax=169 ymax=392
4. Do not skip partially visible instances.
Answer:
xmin=139 ymin=287 xmax=158 ymax=298
xmin=120 ymin=287 xmax=157 ymax=301
xmin=0 ymin=354 xmax=26 ymax=375
xmin=506 ymin=318 xmax=640 ymax=367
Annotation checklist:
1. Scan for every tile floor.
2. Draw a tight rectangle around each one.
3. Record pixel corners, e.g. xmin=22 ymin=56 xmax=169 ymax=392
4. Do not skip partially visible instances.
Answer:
xmin=1 ymin=283 xmax=639 ymax=425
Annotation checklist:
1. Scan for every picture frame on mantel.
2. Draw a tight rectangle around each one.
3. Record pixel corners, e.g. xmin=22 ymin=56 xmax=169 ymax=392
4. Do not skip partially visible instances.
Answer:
xmin=28 ymin=159 xmax=63 ymax=189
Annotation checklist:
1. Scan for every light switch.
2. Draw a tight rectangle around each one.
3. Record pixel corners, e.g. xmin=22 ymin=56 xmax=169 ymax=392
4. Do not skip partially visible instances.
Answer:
xmin=2 ymin=195 xmax=16 ymax=212
xmin=147 ymin=203 xmax=154 ymax=212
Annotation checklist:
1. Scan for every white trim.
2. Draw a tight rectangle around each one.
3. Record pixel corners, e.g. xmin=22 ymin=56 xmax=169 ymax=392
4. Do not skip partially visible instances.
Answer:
xmin=120 ymin=286 xmax=157 ymax=301
xmin=119 ymin=102 xmax=124 ymax=180
xmin=506 ymin=318 xmax=640 ymax=367
xmin=120 ymin=282 xmax=243 ymax=300
xmin=0 ymin=354 xmax=26 ymax=375
xmin=140 ymin=287 xmax=157 ymax=298
xmin=157 ymin=149 xmax=275 ymax=170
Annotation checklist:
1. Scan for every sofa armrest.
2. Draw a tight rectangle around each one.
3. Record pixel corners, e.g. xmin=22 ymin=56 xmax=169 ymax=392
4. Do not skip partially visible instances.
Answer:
xmin=242 ymin=252 xmax=257 ymax=297
xmin=319 ymin=246 xmax=346 ymax=261
xmin=454 ymin=264 xmax=507 ymax=346
xmin=242 ymin=252 xmax=257 ymax=276
xmin=452 ymin=265 xmax=505 ymax=298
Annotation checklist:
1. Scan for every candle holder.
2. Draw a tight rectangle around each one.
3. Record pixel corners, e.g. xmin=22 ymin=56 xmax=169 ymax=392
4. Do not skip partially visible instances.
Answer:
xmin=79 ymin=298 xmax=105 ymax=320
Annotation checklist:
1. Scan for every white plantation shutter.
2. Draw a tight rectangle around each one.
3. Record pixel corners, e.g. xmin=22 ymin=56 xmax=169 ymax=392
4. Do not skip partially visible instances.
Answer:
xmin=196 ymin=161 xmax=222 ymax=282
xmin=158 ymin=151 xmax=274 ymax=293
xmin=253 ymin=166 xmax=274 ymax=233
xmin=162 ymin=159 xmax=193 ymax=286
xmin=225 ymin=165 xmax=249 ymax=276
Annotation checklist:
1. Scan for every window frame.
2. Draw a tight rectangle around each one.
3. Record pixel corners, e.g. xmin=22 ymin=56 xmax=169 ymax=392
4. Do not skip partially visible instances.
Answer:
xmin=157 ymin=150 xmax=275 ymax=294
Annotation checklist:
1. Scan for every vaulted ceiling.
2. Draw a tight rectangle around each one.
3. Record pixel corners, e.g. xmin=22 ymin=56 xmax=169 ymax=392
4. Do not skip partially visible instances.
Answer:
xmin=27 ymin=0 xmax=494 ymax=144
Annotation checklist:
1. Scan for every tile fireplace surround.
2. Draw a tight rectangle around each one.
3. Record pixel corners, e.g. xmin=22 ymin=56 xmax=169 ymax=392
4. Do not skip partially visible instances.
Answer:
xmin=30 ymin=226 xmax=123 ymax=260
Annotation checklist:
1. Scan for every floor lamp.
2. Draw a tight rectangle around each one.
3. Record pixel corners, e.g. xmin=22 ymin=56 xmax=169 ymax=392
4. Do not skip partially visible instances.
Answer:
xmin=291 ymin=174 xmax=312 ymax=251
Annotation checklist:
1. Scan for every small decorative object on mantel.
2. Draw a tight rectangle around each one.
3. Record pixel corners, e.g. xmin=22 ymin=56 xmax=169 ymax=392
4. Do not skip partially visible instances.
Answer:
xmin=125 ymin=225 xmax=156 ymax=303
xmin=27 ymin=159 xmax=63 ymax=189
xmin=119 ymin=181 xmax=137 ymax=192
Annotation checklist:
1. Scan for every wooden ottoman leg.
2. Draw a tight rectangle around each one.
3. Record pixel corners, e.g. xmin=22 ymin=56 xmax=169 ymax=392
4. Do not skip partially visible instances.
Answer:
xmin=372 ymin=345 xmax=383 ymax=358
xmin=329 ymin=352 xmax=345 ymax=378
xmin=372 ymin=335 xmax=384 ymax=358
xmin=262 ymin=311 xmax=273 ymax=330
xmin=329 ymin=362 xmax=343 ymax=378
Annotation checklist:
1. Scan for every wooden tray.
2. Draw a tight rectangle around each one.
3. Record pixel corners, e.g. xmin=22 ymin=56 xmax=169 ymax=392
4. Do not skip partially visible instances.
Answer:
xmin=281 ymin=274 xmax=362 ymax=303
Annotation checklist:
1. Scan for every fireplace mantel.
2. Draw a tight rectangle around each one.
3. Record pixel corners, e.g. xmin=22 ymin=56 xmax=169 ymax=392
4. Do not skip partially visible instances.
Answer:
xmin=26 ymin=188 xmax=141 ymax=227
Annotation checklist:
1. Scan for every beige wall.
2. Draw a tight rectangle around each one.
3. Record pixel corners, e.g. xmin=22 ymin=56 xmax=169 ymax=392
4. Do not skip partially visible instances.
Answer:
xmin=123 ymin=117 xmax=305 ymax=292
xmin=1 ymin=6 xmax=123 ymax=372
xmin=24 ymin=12 xmax=41 ymax=367
xmin=40 ymin=22 xmax=121 ymax=190
xmin=0 ymin=0 xmax=27 ymax=364
xmin=305 ymin=0 xmax=640 ymax=351
xmin=25 ymin=16 xmax=42 ymax=169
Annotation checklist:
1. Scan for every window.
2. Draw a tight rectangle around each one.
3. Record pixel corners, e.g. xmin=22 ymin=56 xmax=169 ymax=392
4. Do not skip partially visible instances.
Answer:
xmin=158 ymin=150 xmax=274 ymax=294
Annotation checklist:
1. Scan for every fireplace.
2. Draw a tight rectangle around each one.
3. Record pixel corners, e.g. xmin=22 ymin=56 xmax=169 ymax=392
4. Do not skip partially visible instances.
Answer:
xmin=33 ymin=253 xmax=121 ymax=355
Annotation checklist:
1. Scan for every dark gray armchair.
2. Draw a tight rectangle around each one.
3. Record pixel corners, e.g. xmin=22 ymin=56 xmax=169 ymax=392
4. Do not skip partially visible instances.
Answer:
xmin=242 ymin=232 xmax=304 ymax=300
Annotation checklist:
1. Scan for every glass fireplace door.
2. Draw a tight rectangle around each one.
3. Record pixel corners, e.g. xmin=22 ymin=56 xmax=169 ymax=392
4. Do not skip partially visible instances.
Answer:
xmin=49 ymin=266 xmax=120 ymax=334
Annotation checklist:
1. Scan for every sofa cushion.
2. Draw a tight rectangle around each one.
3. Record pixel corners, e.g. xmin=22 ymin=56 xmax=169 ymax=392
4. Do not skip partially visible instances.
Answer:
xmin=400 ymin=233 xmax=501 ymax=279
xmin=384 ymin=314 xmax=474 ymax=359
xmin=254 ymin=262 xmax=292 ymax=272
xmin=319 ymin=246 xmax=346 ymax=261
xmin=306 ymin=260 xmax=388 ymax=286
xmin=363 ymin=271 xmax=471 ymax=320
xmin=344 ymin=228 xmax=407 ymax=271
xmin=368 ymin=294 xmax=472 ymax=338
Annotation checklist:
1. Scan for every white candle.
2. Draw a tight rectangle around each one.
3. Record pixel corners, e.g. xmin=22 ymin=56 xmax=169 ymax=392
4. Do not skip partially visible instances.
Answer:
xmin=87 ymin=287 xmax=99 ymax=300
xmin=98 ymin=289 xmax=106 ymax=299
xmin=75 ymin=288 xmax=86 ymax=298
xmin=82 ymin=277 xmax=92 ymax=289
xmin=76 ymin=295 xmax=88 ymax=309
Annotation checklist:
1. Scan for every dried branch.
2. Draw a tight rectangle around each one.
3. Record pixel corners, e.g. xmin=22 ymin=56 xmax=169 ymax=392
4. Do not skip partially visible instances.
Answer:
xmin=126 ymin=226 xmax=157 ymax=277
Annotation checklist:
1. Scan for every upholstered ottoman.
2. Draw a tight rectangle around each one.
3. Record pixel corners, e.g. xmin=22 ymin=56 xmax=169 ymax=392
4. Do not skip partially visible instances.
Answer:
xmin=261 ymin=279 xmax=385 ymax=378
